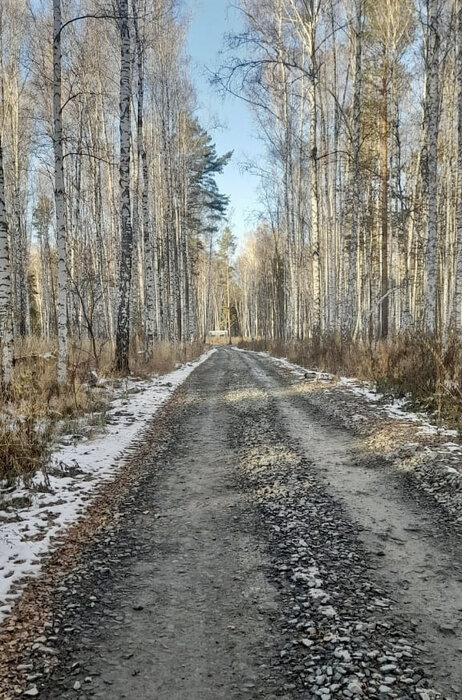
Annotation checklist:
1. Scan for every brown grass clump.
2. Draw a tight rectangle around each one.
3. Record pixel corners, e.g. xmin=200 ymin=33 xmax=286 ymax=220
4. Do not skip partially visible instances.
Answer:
xmin=129 ymin=340 xmax=205 ymax=377
xmin=0 ymin=417 xmax=52 ymax=484
xmin=0 ymin=337 xmax=205 ymax=483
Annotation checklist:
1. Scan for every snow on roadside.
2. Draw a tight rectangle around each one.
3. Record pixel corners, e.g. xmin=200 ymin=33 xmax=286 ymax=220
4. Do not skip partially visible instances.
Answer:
xmin=235 ymin=346 xmax=462 ymax=466
xmin=0 ymin=348 xmax=216 ymax=623
xmin=236 ymin=347 xmax=462 ymax=523
xmin=238 ymin=347 xmax=459 ymax=438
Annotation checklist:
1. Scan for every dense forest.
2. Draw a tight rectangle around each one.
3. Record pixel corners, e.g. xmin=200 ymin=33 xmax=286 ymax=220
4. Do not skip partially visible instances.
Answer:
xmin=0 ymin=0 xmax=232 ymax=390
xmin=1 ymin=0 xmax=462 ymax=417
xmin=226 ymin=0 xmax=461 ymax=345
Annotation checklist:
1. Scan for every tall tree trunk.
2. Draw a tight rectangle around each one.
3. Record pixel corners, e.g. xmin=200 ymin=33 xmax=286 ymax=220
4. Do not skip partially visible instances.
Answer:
xmin=227 ymin=254 xmax=231 ymax=342
xmin=425 ymin=0 xmax=440 ymax=334
xmin=115 ymin=0 xmax=133 ymax=373
xmin=347 ymin=0 xmax=362 ymax=338
xmin=132 ymin=2 xmax=156 ymax=354
xmin=380 ymin=50 xmax=389 ymax=339
xmin=455 ymin=0 xmax=462 ymax=331
xmin=0 ymin=135 xmax=13 ymax=392
xmin=53 ymin=0 xmax=68 ymax=384
xmin=308 ymin=4 xmax=321 ymax=338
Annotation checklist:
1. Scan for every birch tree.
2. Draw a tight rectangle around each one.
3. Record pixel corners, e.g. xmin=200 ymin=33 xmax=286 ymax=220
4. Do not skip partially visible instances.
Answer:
xmin=0 ymin=133 xmax=13 ymax=391
xmin=424 ymin=0 xmax=441 ymax=333
xmin=0 ymin=7 xmax=13 ymax=391
xmin=455 ymin=0 xmax=462 ymax=330
xmin=115 ymin=0 xmax=133 ymax=372
xmin=53 ymin=0 xmax=68 ymax=383
xmin=346 ymin=0 xmax=363 ymax=337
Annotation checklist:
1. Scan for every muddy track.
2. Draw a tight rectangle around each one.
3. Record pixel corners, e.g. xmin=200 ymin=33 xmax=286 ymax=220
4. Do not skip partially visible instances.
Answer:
xmin=3 ymin=348 xmax=462 ymax=699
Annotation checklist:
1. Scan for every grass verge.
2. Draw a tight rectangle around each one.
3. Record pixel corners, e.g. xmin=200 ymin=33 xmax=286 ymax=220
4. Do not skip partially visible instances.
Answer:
xmin=238 ymin=332 xmax=462 ymax=430
xmin=0 ymin=338 xmax=205 ymax=483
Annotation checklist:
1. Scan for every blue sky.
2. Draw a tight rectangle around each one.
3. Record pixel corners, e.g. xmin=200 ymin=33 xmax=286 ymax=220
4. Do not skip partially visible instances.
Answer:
xmin=186 ymin=0 xmax=264 ymax=243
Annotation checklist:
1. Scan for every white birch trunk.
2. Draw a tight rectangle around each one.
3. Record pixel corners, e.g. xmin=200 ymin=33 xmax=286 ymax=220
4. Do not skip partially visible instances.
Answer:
xmin=425 ymin=0 xmax=440 ymax=334
xmin=0 ymin=135 xmax=13 ymax=391
xmin=135 ymin=14 xmax=156 ymax=353
xmin=308 ymin=22 xmax=321 ymax=337
xmin=115 ymin=0 xmax=133 ymax=372
xmin=455 ymin=0 xmax=462 ymax=331
xmin=53 ymin=0 xmax=68 ymax=384
xmin=347 ymin=0 xmax=362 ymax=337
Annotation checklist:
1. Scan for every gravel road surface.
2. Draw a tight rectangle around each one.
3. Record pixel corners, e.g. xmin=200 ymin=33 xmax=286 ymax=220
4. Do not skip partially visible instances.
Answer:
xmin=9 ymin=348 xmax=462 ymax=700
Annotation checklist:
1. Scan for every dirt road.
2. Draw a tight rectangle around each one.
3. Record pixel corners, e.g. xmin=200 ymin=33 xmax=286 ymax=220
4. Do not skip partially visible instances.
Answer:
xmin=13 ymin=348 xmax=462 ymax=699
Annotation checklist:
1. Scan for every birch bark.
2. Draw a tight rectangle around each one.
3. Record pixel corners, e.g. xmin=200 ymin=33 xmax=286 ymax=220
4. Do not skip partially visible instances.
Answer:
xmin=347 ymin=0 xmax=362 ymax=337
xmin=455 ymin=0 xmax=462 ymax=330
xmin=53 ymin=0 xmax=68 ymax=383
xmin=307 ymin=8 xmax=321 ymax=338
xmin=0 ymin=134 xmax=13 ymax=391
xmin=425 ymin=0 xmax=440 ymax=333
xmin=115 ymin=0 xmax=133 ymax=373
xmin=132 ymin=3 xmax=156 ymax=353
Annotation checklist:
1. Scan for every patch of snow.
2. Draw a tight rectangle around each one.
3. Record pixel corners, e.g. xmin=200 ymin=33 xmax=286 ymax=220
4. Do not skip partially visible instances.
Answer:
xmin=346 ymin=384 xmax=382 ymax=403
xmin=0 ymin=348 xmax=216 ymax=624
xmin=243 ymin=347 xmax=462 ymax=454
xmin=278 ymin=354 xmax=458 ymax=437
xmin=445 ymin=466 xmax=460 ymax=475
xmin=443 ymin=442 xmax=461 ymax=453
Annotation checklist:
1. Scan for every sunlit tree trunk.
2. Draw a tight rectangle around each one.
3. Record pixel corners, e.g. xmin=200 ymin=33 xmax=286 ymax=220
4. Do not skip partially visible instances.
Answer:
xmin=380 ymin=48 xmax=389 ymax=339
xmin=0 ymin=134 xmax=13 ymax=391
xmin=348 ymin=0 xmax=362 ymax=337
xmin=455 ymin=0 xmax=462 ymax=331
xmin=132 ymin=2 xmax=156 ymax=354
xmin=307 ymin=2 xmax=321 ymax=338
xmin=115 ymin=0 xmax=133 ymax=373
xmin=53 ymin=0 xmax=68 ymax=384
xmin=425 ymin=0 xmax=440 ymax=334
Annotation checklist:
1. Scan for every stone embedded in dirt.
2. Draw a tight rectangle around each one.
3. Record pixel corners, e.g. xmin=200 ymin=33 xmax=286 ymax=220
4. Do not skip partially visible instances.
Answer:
xmin=23 ymin=687 xmax=39 ymax=697
xmin=380 ymin=663 xmax=398 ymax=673
xmin=319 ymin=605 xmax=337 ymax=618
xmin=347 ymin=677 xmax=363 ymax=695
xmin=300 ymin=638 xmax=314 ymax=648
xmin=437 ymin=622 xmax=457 ymax=635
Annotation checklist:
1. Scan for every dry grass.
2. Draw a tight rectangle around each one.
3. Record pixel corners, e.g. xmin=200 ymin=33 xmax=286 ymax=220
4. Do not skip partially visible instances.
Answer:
xmin=0 ymin=418 xmax=52 ymax=484
xmin=238 ymin=332 xmax=462 ymax=429
xmin=129 ymin=339 xmax=206 ymax=377
xmin=0 ymin=337 xmax=205 ymax=483
xmin=205 ymin=334 xmax=238 ymax=345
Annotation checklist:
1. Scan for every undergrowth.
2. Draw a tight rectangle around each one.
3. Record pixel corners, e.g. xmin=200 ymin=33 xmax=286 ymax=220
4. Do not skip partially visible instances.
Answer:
xmin=0 ymin=338 xmax=205 ymax=483
xmin=0 ymin=418 xmax=52 ymax=486
xmin=238 ymin=332 xmax=462 ymax=430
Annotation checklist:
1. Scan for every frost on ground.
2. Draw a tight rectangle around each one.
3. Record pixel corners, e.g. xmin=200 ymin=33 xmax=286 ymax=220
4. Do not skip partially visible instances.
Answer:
xmin=234 ymin=348 xmax=462 ymax=524
xmin=0 ymin=348 xmax=216 ymax=623
xmin=230 ymin=362 xmax=445 ymax=700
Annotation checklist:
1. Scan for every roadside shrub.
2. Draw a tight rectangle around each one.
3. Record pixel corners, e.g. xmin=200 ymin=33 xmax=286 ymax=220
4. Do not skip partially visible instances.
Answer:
xmin=239 ymin=332 xmax=462 ymax=429
xmin=0 ymin=416 xmax=52 ymax=484
xmin=129 ymin=340 xmax=205 ymax=377
xmin=0 ymin=337 xmax=207 ymax=484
